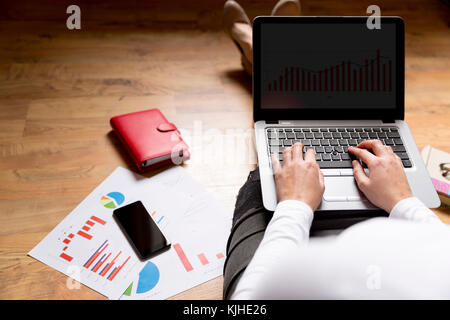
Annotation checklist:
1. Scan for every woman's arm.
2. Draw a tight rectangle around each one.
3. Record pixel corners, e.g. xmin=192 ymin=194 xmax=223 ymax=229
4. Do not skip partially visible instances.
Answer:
xmin=389 ymin=197 xmax=442 ymax=224
xmin=230 ymin=199 xmax=313 ymax=299
xmin=231 ymin=143 xmax=324 ymax=299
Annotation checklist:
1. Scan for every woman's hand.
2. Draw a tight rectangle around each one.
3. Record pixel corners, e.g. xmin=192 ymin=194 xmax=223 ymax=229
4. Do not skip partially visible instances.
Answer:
xmin=348 ymin=140 xmax=413 ymax=213
xmin=272 ymin=143 xmax=325 ymax=211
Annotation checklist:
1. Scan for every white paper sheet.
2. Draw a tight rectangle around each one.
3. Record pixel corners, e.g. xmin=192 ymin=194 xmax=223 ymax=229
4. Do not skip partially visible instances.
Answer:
xmin=29 ymin=166 xmax=233 ymax=300
xmin=28 ymin=167 xmax=192 ymax=300
xmin=120 ymin=166 xmax=233 ymax=300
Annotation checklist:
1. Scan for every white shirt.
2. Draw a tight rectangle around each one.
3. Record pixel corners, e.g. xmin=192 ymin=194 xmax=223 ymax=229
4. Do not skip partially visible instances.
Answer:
xmin=230 ymin=197 xmax=449 ymax=299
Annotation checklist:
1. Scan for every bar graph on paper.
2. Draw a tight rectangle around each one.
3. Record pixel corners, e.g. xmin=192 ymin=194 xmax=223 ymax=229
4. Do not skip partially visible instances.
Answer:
xmin=57 ymin=214 xmax=132 ymax=283
xmin=266 ymin=49 xmax=393 ymax=94
xmin=83 ymin=240 xmax=131 ymax=281
xmin=173 ymin=243 xmax=224 ymax=273
xmin=58 ymin=215 xmax=107 ymax=263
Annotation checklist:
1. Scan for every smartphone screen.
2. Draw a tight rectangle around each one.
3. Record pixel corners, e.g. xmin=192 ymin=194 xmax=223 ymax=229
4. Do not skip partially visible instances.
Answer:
xmin=113 ymin=201 xmax=170 ymax=260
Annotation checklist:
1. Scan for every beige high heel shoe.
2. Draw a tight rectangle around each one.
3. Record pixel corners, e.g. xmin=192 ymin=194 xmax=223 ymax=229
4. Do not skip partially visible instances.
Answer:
xmin=223 ymin=0 xmax=253 ymax=75
xmin=271 ymin=0 xmax=301 ymax=16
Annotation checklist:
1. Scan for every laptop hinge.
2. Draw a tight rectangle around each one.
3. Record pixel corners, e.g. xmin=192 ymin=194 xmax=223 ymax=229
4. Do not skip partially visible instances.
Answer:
xmin=266 ymin=120 xmax=279 ymax=124
xmin=382 ymin=119 xmax=396 ymax=124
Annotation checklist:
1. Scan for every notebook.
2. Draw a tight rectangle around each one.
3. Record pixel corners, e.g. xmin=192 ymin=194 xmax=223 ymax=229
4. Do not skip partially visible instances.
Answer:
xmin=422 ymin=145 xmax=450 ymax=207
xmin=110 ymin=109 xmax=190 ymax=171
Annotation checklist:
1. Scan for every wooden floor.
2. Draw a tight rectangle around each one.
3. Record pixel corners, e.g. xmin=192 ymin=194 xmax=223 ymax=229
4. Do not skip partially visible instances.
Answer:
xmin=0 ymin=0 xmax=449 ymax=300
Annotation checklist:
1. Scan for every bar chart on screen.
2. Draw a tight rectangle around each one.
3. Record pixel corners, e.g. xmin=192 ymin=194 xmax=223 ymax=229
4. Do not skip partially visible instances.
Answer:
xmin=266 ymin=49 xmax=393 ymax=94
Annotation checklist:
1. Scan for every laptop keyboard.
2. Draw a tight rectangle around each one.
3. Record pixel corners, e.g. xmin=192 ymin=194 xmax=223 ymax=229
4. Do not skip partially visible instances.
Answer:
xmin=267 ymin=127 xmax=412 ymax=169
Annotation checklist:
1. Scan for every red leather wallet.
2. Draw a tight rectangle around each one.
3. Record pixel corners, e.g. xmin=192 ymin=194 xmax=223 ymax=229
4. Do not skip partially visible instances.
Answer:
xmin=110 ymin=109 xmax=190 ymax=171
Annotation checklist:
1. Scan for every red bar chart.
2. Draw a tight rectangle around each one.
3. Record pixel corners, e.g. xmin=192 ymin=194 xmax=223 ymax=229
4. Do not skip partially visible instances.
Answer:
xmin=60 ymin=253 xmax=73 ymax=262
xmin=197 ymin=253 xmax=209 ymax=266
xmin=267 ymin=49 xmax=392 ymax=94
xmin=59 ymin=216 xmax=107 ymax=262
xmin=173 ymin=242 xmax=225 ymax=272
xmin=84 ymin=240 xmax=108 ymax=268
xmin=82 ymin=239 xmax=131 ymax=282
xmin=173 ymin=243 xmax=193 ymax=272
xmin=58 ymin=214 xmax=131 ymax=282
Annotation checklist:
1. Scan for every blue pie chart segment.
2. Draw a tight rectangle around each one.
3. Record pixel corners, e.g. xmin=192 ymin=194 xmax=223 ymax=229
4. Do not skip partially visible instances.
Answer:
xmin=136 ymin=261 xmax=160 ymax=294
xmin=107 ymin=192 xmax=125 ymax=206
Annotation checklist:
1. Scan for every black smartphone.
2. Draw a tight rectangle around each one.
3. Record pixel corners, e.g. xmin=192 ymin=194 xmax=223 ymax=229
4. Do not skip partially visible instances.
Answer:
xmin=113 ymin=201 xmax=171 ymax=260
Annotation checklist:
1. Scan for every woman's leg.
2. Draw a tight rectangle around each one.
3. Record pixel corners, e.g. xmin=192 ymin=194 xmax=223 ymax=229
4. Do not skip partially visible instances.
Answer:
xmin=223 ymin=0 xmax=302 ymax=76
xmin=271 ymin=0 xmax=301 ymax=16
xmin=232 ymin=167 xmax=265 ymax=224
xmin=223 ymin=1 xmax=253 ymax=75
xmin=223 ymin=167 xmax=273 ymax=299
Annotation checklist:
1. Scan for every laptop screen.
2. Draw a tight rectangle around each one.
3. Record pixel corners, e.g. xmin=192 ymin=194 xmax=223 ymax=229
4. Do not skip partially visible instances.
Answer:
xmin=255 ymin=18 xmax=403 ymax=115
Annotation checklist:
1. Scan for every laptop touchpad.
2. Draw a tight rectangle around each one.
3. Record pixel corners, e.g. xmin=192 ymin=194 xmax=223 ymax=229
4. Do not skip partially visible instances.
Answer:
xmin=323 ymin=176 xmax=366 ymax=202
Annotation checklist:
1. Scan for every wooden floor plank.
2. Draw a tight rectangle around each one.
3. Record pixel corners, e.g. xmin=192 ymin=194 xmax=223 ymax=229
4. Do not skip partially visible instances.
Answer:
xmin=0 ymin=0 xmax=449 ymax=300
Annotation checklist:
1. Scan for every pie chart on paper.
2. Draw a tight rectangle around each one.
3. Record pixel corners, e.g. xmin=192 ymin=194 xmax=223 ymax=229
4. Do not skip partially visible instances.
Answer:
xmin=101 ymin=192 xmax=125 ymax=209
xmin=122 ymin=261 xmax=160 ymax=297
xmin=136 ymin=261 xmax=160 ymax=293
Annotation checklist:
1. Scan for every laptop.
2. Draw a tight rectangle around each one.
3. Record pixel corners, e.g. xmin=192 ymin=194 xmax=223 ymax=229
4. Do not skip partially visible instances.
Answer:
xmin=253 ymin=16 xmax=440 ymax=213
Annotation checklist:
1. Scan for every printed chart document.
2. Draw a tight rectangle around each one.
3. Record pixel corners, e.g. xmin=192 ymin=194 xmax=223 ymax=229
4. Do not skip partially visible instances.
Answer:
xmin=28 ymin=167 xmax=192 ymax=300
xmin=29 ymin=166 xmax=232 ymax=300
xmin=120 ymin=166 xmax=232 ymax=300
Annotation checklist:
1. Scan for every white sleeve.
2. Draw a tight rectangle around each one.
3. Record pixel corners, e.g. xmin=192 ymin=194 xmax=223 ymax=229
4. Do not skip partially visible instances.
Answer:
xmin=389 ymin=197 xmax=442 ymax=224
xmin=230 ymin=200 xmax=314 ymax=300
